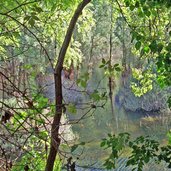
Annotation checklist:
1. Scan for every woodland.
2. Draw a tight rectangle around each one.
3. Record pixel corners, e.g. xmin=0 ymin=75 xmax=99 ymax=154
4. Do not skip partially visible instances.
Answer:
xmin=0 ymin=0 xmax=171 ymax=171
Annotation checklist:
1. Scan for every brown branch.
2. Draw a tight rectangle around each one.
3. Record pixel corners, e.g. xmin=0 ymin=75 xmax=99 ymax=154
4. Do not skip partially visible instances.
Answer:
xmin=45 ymin=0 xmax=91 ymax=171
xmin=115 ymin=0 xmax=132 ymax=29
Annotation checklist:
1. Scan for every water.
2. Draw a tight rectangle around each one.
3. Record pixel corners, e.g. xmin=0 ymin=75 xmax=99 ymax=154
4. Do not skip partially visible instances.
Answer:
xmin=67 ymin=103 xmax=171 ymax=171
xmin=39 ymin=68 xmax=171 ymax=170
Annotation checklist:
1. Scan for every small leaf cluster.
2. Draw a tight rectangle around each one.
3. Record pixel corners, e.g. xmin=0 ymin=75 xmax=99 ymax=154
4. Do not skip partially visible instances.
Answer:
xmin=90 ymin=90 xmax=107 ymax=102
xmin=77 ymin=72 xmax=89 ymax=88
xmin=12 ymin=151 xmax=61 ymax=171
xmin=100 ymin=133 xmax=130 ymax=169
xmin=131 ymin=68 xmax=155 ymax=97
xmin=122 ymin=0 xmax=171 ymax=102
xmin=127 ymin=136 xmax=159 ymax=171
xmin=99 ymin=58 xmax=121 ymax=77
xmin=24 ymin=5 xmax=43 ymax=27
xmin=67 ymin=103 xmax=77 ymax=114
xmin=167 ymin=96 xmax=171 ymax=109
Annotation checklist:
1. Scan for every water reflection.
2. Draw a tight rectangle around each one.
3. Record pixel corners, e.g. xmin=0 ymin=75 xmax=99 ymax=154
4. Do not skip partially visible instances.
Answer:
xmin=67 ymin=73 xmax=171 ymax=169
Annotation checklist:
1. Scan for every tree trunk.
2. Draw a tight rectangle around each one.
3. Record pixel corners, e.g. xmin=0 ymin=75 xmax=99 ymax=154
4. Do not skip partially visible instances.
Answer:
xmin=45 ymin=1 xmax=91 ymax=171
xmin=109 ymin=0 xmax=114 ymax=115
xmin=108 ymin=0 xmax=118 ymax=132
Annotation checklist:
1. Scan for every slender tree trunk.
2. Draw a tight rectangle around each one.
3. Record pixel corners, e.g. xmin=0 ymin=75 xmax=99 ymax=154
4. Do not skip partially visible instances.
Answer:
xmin=89 ymin=34 xmax=94 ymax=63
xmin=109 ymin=0 xmax=114 ymax=115
xmin=18 ymin=62 xmax=22 ymax=90
xmin=122 ymin=17 xmax=126 ymax=71
xmin=121 ymin=18 xmax=127 ymax=86
xmin=88 ymin=34 xmax=94 ymax=74
xmin=45 ymin=1 xmax=91 ymax=170
xmin=108 ymin=0 xmax=118 ymax=131
xmin=12 ymin=58 xmax=16 ymax=86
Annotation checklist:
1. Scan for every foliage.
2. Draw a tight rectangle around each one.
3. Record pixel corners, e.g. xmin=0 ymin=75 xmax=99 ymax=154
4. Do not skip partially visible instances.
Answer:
xmin=77 ymin=72 xmax=90 ymax=88
xmin=131 ymin=68 xmax=155 ymax=97
xmin=118 ymin=0 xmax=171 ymax=94
xmin=100 ymin=133 xmax=130 ymax=169
xmin=11 ymin=151 xmax=61 ymax=171
xmin=99 ymin=58 xmax=121 ymax=77
xmin=0 ymin=0 xmax=171 ymax=170
xmin=101 ymin=133 xmax=171 ymax=171
xmin=168 ymin=96 xmax=171 ymax=109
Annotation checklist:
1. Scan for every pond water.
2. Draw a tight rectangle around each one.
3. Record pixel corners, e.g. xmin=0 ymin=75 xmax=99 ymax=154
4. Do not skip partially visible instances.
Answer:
xmin=70 ymin=105 xmax=170 ymax=167
xmin=41 ymin=67 xmax=171 ymax=171
xmin=66 ymin=70 xmax=171 ymax=170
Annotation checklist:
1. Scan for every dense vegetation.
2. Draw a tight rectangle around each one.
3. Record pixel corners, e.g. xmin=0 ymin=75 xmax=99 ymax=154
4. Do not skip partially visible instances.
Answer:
xmin=0 ymin=0 xmax=171 ymax=171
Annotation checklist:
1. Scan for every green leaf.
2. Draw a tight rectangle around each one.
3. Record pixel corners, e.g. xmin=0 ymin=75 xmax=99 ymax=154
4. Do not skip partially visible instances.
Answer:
xmin=143 ymin=46 xmax=150 ymax=53
xmin=114 ymin=63 xmax=119 ymax=67
xmin=125 ymin=0 xmax=130 ymax=7
xmin=166 ymin=43 xmax=171 ymax=52
xmin=38 ymin=131 xmax=48 ymax=139
xmin=67 ymin=104 xmax=77 ymax=114
xmin=169 ymin=31 xmax=171 ymax=36
xmin=135 ymin=41 xmax=141 ymax=50
xmin=24 ymin=15 xmax=31 ymax=21
xmin=149 ymin=40 xmax=157 ymax=53
xmin=135 ymin=1 xmax=140 ymax=7
xmin=90 ymin=91 xmax=101 ymax=101
xmin=138 ymin=9 xmax=144 ymax=17
xmin=28 ymin=18 xmax=35 ymax=27
xmin=158 ymin=43 xmax=163 ymax=53
xmin=167 ymin=96 xmax=171 ymax=109
xmin=99 ymin=64 xmax=105 ymax=68
xmin=144 ymin=10 xmax=151 ymax=17
xmin=102 ymin=58 xmax=106 ymax=64
xmin=115 ymin=67 xmax=121 ymax=72
xmin=76 ymin=78 xmax=81 ymax=85
xmin=37 ymin=118 xmax=45 ymax=124
xmin=80 ymin=80 xmax=87 ymax=88
xmin=34 ymin=6 xmax=43 ymax=13
xmin=130 ymin=5 xmax=135 ymax=11
xmin=100 ymin=141 xmax=106 ymax=147
xmin=32 ymin=15 xmax=39 ymax=21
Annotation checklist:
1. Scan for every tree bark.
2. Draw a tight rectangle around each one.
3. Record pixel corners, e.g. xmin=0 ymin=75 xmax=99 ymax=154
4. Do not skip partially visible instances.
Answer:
xmin=45 ymin=0 xmax=91 ymax=171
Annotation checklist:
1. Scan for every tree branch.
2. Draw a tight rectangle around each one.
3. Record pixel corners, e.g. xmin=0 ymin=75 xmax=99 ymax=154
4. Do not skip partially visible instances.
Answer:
xmin=2 ymin=0 xmax=38 ymax=15
xmin=45 ymin=0 xmax=91 ymax=171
